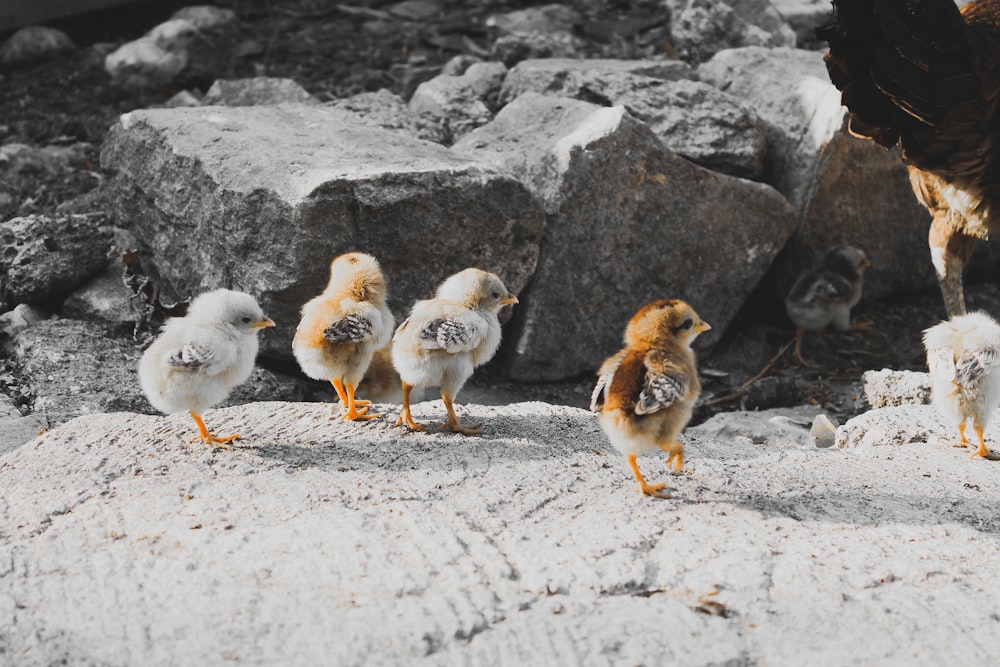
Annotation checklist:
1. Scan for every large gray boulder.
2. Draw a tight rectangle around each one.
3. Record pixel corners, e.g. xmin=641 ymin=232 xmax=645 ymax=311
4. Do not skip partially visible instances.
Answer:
xmin=454 ymin=93 xmax=797 ymax=381
xmin=498 ymin=59 xmax=765 ymax=179
xmin=99 ymin=104 xmax=545 ymax=359
xmin=698 ymin=47 xmax=935 ymax=302
xmin=667 ymin=0 xmax=797 ymax=64
xmin=3 ymin=400 xmax=999 ymax=665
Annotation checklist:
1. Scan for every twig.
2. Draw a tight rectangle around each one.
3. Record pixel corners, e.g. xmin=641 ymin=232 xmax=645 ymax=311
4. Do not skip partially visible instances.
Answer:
xmin=704 ymin=339 xmax=793 ymax=406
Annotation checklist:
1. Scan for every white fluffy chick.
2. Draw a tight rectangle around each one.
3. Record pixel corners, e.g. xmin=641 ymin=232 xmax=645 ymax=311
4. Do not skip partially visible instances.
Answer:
xmin=139 ymin=288 xmax=275 ymax=449
xmin=292 ymin=252 xmax=394 ymax=420
xmin=391 ymin=268 xmax=517 ymax=435
xmin=924 ymin=311 xmax=1000 ymax=460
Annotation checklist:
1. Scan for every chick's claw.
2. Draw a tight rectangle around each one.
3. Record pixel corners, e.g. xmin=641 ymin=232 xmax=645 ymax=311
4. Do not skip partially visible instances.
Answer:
xmin=395 ymin=413 xmax=427 ymax=432
xmin=640 ymin=482 xmax=672 ymax=499
xmin=441 ymin=420 xmax=484 ymax=436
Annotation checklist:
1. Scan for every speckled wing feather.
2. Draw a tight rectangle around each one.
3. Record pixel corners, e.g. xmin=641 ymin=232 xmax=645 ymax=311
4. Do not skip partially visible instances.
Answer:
xmin=955 ymin=345 xmax=1000 ymax=386
xmin=417 ymin=312 xmax=487 ymax=353
xmin=635 ymin=350 xmax=689 ymax=415
xmin=167 ymin=342 xmax=214 ymax=369
xmin=324 ymin=314 xmax=373 ymax=344
xmin=788 ymin=270 xmax=855 ymax=309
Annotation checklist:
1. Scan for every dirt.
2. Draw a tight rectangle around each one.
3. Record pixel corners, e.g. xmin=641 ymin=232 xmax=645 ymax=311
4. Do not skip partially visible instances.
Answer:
xmin=2 ymin=0 xmax=993 ymax=427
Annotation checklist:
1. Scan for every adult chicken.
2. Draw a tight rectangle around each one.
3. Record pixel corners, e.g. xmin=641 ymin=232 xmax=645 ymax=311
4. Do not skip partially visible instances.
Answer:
xmin=817 ymin=0 xmax=1000 ymax=316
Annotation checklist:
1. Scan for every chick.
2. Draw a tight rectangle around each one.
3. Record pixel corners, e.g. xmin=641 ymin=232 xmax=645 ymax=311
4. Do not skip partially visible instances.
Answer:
xmin=391 ymin=268 xmax=518 ymax=435
xmin=923 ymin=311 xmax=1000 ymax=460
xmin=292 ymin=252 xmax=394 ymax=420
xmin=139 ymin=288 xmax=275 ymax=449
xmin=785 ymin=245 xmax=871 ymax=365
xmin=591 ymin=299 xmax=711 ymax=498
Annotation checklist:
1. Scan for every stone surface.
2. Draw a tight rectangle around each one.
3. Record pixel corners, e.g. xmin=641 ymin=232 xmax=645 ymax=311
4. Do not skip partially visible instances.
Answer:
xmin=3 ymin=318 xmax=311 ymax=448
xmin=486 ymin=5 xmax=586 ymax=64
xmin=499 ymin=60 xmax=765 ymax=179
xmin=0 ymin=214 xmax=111 ymax=311
xmin=99 ymin=104 xmax=544 ymax=359
xmin=0 ymin=303 xmax=45 ymax=334
xmin=688 ymin=404 xmax=825 ymax=448
xmin=202 ymin=77 xmax=316 ymax=106
xmin=0 ymin=25 xmax=75 ymax=67
xmin=453 ymin=93 xmax=797 ymax=381
xmin=861 ymin=368 xmax=932 ymax=410
xmin=104 ymin=36 xmax=188 ymax=90
xmin=498 ymin=58 xmax=696 ymax=105
xmin=667 ymin=0 xmax=796 ymax=64
xmin=836 ymin=403 xmax=958 ymax=450
xmin=408 ymin=62 xmax=507 ymax=143
xmin=771 ymin=0 xmax=832 ymax=47
xmin=699 ymin=47 xmax=936 ymax=302
xmin=324 ymin=89 xmax=447 ymax=143
xmin=60 ymin=264 xmax=137 ymax=324
xmin=171 ymin=5 xmax=238 ymax=30
xmin=2 ymin=400 xmax=1000 ymax=665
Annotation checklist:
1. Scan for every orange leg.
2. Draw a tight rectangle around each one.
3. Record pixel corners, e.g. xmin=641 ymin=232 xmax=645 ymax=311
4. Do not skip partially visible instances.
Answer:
xmin=439 ymin=390 xmax=482 ymax=436
xmin=666 ymin=448 xmax=684 ymax=474
xmin=628 ymin=454 xmax=670 ymax=499
xmin=395 ymin=382 xmax=426 ymax=432
xmin=190 ymin=412 xmax=237 ymax=450
xmin=332 ymin=378 xmax=369 ymax=419
xmin=341 ymin=381 xmax=380 ymax=421
xmin=953 ymin=422 xmax=970 ymax=449
xmin=971 ymin=425 xmax=995 ymax=459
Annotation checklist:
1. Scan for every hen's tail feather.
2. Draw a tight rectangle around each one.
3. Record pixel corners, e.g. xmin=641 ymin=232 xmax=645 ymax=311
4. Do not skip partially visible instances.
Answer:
xmin=818 ymin=0 xmax=992 ymax=177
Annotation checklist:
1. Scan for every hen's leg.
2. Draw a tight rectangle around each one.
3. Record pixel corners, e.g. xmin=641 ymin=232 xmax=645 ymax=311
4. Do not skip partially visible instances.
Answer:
xmin=929 ymin=214 xmax=977 ymax=318
xmin=628 ymin=454 xmax=670 ymax=499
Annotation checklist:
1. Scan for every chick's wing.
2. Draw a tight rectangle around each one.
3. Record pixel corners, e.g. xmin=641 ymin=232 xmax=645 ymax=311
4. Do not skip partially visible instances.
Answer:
xmin=955 ymin=345 xmax=1000 ymax=386
xmin=417 ymin=310 xmax=488 ymax=353
xmin=167 ymin=342 xmax=215 ymax=370
xmin=591 ymin=350 xmax=626 ymax=412
xmin=635 ymin=349 xmax=690 ymax=415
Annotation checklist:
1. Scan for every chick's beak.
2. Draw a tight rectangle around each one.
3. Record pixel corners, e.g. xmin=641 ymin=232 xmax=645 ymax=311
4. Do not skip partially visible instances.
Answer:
xmin=696 ymin=321 xmax=711 ymax=333
xmin=501 ymin=295 xmax=519 ymax=306
xmin=254 ymin=317 xmax=276 ymax=330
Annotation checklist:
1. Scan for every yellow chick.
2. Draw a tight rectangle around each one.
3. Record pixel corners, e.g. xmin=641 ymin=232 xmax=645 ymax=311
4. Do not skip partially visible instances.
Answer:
xmin=292 ymin=252 xmax=394 ymax=420
xmin=923 ymin=311 xmax=1000 ymax=460
xmin=785 ymin=245 xmax=871 ymax=365
xmin=591 ymin=299 xmax=711 ymax=498
xmin=139 ymin=288 xmax=275 ymax=449
xmin=391 ymin=268 xmax=518 ymax=435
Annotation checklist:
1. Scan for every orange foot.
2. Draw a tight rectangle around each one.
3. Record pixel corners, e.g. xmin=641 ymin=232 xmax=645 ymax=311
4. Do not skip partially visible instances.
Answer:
xmin=440 ymin=390 xmax=482 ymax=436
xmin=190 ymin=412 xmax=238 ymax=451
xmin=395 ymin=413 xmax=427 ymax=432
xmin=628 ymin=454 xmax=671 ymax=499
xmin=970 ymin=426 xmax=1000 ymax=460
xmin=666 ymin=449 xmax=684 ymax=474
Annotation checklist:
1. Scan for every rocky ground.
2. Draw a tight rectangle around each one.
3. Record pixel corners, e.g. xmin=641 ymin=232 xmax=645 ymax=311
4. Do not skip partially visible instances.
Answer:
xmin=3 ymin=0 xmax=996 ymax=435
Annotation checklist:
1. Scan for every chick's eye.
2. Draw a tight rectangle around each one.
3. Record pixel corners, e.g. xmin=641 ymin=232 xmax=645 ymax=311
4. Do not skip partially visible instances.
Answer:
xmin=240 ymin=316 xmax=253 ymax=324
xmin=491 ymin=291 xmax=502 ymax=300
xmin=679 ymin=318 xmax=694 ymax=331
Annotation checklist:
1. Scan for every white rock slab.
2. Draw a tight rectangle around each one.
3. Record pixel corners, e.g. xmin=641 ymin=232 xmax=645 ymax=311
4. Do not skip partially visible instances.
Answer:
xmin=2 ymin=401 xmax=1000 ymax=665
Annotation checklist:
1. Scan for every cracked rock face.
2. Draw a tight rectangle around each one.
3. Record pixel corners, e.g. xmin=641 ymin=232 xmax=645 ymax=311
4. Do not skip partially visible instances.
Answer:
xmin=3 ymin=401 xmax=999 ymax=665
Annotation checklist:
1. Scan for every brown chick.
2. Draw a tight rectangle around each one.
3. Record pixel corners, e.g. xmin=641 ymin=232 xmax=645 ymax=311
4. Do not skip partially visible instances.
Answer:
xmin=292 ymin=252 xmax=394 ymax=420
xmin=591 ymin=299 xmax=711 ymax=499
xmin=391 ymin=268 xmax=517 ymax=435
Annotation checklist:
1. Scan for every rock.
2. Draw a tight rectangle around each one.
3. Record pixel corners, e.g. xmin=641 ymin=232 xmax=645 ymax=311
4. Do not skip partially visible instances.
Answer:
xmin=486 ymin=5 xmax=586 ymax=65
xmin=324 ymin=89 xmax=447 ymax=143
xmin=699 ymin=47 xmax=936 ymax=303
xmin=0 ymin=303 xmax=46 ymax=334
xmin=861 ymin=368 xmax=932 ymax=409
xmin=61 ymin=265 xmax=136 ymax=324
xmin=453 ymin=94 xmax=797 ymax=381
xmin=771 ymin=0 xmax=832 ymax=47
xmin=667 ymin=0 xmax=797 ymax=64
xmin=836 ymin=404 xmax=952 ymax=450
xmin=0 ymin=25 xmax=75 ymax=67
xmin=163 ymin=90 xmax=203 ymax=108
xmin=408 ymin=62 xmax=507 ymax=143
xmin=688 ymin=404 xmax=824 ymax=448
xmin=99 ymin=105 xmax=544 ymax=360
xmin=4 ymin=400 xmax=1000 ymax=665
xmin=104 ymin=36 xmax=188 ymax=90
xmin=147 ymin=18 xmax=198 ymax=49
xmin=5 ymin=318 xmax=310 ymax=431
xmin=498 ymin=58 xmax=696 ymax=105
xmin=0 ymin=214 xmax=112 ymax=311
xmin=810 ymin=413 xmax=838 ymax=448
xmin=171 ymin=5 xmax=238 ymax=30
xmin=202 ymin=78 xmax=317 ymax=106
xmin=0 ymin=398 xmax=46 ymax=456
xmin=496 ymin=59 xmax=764 ymax=179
